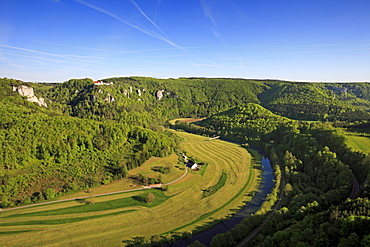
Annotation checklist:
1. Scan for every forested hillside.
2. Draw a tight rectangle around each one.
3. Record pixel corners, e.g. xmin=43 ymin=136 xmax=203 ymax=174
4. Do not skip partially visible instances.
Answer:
xmin=0 ymin=78 xmax=177 ymax=207
xmin=197 ymin=103 xmax=294 ymax=142
xmin=176 ymin=104 xmax=370 ymax=246
xmin=19 ymin=77 xmax=370 ymax=124
xmin=40 ymin=77 xmax=266 ymax=126
xmin=259 ymin=82 xmax=370 ymax=121
xmin=2 ymin=76 xmax=370 ymax=245
xmin=2 ymin=76 xmax=370 ymax=207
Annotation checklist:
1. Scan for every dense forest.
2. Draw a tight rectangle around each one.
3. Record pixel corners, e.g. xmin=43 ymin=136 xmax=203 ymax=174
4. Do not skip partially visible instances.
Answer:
xmin=176 ymin=103 xmax=370 ymax=247
xmin=0 ymin=78 xmax=177 ymax=207
xmin=1 ymin=76 xmax=370 ymax=246
xmin=33 ymin=77 xmax=370 ymax=123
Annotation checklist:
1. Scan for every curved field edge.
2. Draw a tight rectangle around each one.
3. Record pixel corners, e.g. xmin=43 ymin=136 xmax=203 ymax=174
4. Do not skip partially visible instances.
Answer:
xmin=160 ymin=131 xmax=262 ymax=234
xmin=345 ymin=133 xmax=370 ymax=154
xmin=0 ymin=210 xmax=136 ymax=226
xmin=0 ymin=131 xmax=261 ymax=247
xmin=168 ymin=118 xmax=205 ymax=125
xmin=164 ymin=147 xmax=261 ymax=235
xmin=202 ymin=172 xmax=228 ymax=198
xmin=3 ymin=190 xmax=168 ymax=218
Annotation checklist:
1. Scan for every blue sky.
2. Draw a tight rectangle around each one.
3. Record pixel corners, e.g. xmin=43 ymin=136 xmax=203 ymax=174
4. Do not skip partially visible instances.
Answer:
xmin=1 ymin=0 xmax=370 ymax=82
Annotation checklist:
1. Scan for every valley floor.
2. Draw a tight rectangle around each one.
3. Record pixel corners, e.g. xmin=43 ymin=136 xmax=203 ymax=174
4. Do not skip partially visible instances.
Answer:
xmin=0 ymin=131 xmax=261 ymax=246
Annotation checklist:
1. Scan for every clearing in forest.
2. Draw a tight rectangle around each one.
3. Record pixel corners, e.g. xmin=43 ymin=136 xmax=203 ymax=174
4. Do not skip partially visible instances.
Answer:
xmin=345 ymin=133 xmax=370 ymax=154
xmin=168 ymin=118 xmax=205 ymax=125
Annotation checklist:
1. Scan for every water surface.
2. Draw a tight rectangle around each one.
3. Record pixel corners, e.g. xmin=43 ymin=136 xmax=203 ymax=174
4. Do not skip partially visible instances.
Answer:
xmin=172 ymin=150 xmax=274 ymax=246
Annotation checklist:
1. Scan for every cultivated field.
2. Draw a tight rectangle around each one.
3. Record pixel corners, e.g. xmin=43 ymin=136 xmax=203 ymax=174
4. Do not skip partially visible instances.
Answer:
xmin=345 ymin=133 xmax=370 ymax=154
xmin=168 ymin=118 xmax=205 ymax=125
xmin=0 ymin=131 xmax=260 ymax=246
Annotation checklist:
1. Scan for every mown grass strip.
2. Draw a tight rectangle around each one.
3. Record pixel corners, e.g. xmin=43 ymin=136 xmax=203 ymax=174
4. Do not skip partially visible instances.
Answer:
xmin=345 ymin=134 xmax=370 ymax=153
xmin=202 ymin=172 xmax=228 ymax=198
xmin=165 ymin=150 xmax=259 ymax=234
xmin=4 ymin=190 xmax=167 ymax=218
xmin=0 ymin=209 xmax=135 ymax=226
xmin=0 ymin=230 xmax=35 ymax=235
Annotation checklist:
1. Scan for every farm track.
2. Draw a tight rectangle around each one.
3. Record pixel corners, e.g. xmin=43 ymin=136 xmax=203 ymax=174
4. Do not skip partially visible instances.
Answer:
xmin=0 ymin=168 xmax=189 ymax=213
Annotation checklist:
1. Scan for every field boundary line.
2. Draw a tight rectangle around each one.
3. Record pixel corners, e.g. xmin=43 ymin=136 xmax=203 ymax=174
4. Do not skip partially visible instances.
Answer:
xmin=0 ymin=167 xmax=189 ymax=212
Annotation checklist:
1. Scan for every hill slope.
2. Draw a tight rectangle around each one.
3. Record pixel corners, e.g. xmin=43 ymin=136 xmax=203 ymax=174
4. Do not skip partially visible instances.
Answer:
xmin=0 ymin=78 xmax=177 ymax=207
xmin=259 ymin=82 xmax=370 ymax=121
xmin=11 ymin=77 xmax=370 ymax=123
xmin=198 ymin=103 xmax=294 ymax=142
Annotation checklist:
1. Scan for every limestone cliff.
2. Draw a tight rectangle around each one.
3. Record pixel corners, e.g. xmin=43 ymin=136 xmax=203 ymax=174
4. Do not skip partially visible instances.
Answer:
xmin=12 ymin=85 xmax=48 ymax=107
xmin=104 ymin=93 xmax=115 ymax=102
xmin=156 ymin=90 xmax=165 ymax=100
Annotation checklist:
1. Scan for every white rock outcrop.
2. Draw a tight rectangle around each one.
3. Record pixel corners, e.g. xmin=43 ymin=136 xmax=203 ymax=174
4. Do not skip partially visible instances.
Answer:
xmin=156 ymin=90 xmax=165 ymax=100
xmin=12 ymin=85 xmax=47 ymax=107
xmin=104 ymin=93 xmax=115 ymax=102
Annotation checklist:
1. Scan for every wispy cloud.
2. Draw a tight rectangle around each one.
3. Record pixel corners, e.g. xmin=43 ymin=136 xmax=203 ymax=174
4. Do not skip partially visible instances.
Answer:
xmin=129 ymin=0 xmax=168 ymax=39
xmin=229 ymin=2 xmax=261 ymax=24
xmin=0 ymin=43 xmax=111 ymax=78
xmin=154 ymin=0 xmax=162 ymax=23
xmin=0 ymin=48 xmax=109 ymax=78
xmin=73 ymin=0 xmax=182 ymax=49
xmin=188 ymin=60 xmax=224 ymax=70
xmin=200 ymin=0 xmax=216 ymax=26
xmin=210 ymin=27 xmax=220 ymax=38
xmin=0 ymin=44 xmax=100 ymax=64
xmin=200 ymin=0 xmax=224 ymax=42
xmin=0 ymin=52 xmax=29 ymax=70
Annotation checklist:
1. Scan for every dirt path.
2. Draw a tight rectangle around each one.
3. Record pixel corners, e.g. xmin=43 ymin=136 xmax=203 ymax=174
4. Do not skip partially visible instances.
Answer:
xmin=164 ymin=167 xmax=188 ymax=185
xmin=0 ymin=168 xmax=188 ymax=213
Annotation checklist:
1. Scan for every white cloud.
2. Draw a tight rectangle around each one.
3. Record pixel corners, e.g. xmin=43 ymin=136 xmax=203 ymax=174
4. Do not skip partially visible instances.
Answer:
xmin=73 ymin=0 xmax=182 ymax=49
xmin=200 ymin=0 xmax=216 ymax=26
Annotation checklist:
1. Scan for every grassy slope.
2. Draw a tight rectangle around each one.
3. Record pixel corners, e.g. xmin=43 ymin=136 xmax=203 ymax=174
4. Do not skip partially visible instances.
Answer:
xmin=127 ymin=153 xmax=184 ymax=184
xmin=345 ymin=134 xmax=370 ymax=154
xmin=53 ymin=153 xmax=182 ymax=200
xmin=0 ymin=131 xmax=260 ymax=247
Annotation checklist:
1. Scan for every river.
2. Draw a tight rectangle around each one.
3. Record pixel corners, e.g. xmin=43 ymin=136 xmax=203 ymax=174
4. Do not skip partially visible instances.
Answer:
xmin=171 ymin=148 xmax=275 ymax=246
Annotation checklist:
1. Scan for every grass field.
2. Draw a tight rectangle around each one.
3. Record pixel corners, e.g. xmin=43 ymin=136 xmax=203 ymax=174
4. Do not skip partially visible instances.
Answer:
xmin=0 ymin=131 xmax=260 ymax=246
xmin=168 ymin=118 xmax=205 ymax=125
xmin=345 ymin=133 xmax=370 ymax=154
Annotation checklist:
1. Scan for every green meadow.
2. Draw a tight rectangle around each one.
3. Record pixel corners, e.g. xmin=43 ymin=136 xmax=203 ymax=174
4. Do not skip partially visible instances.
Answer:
xmin=345 ymin=133 xmax=370 ymax=154
xmin=0 ymin=131 xmax=260 ymax=246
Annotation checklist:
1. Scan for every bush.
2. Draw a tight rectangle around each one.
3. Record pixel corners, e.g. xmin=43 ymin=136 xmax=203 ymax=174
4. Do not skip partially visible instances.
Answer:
xmin=146 ymin=193 xmax=156 ymax=203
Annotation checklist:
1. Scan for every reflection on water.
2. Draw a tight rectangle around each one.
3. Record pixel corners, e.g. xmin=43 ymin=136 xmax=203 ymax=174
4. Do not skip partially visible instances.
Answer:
xmin=173 ymin=153 xmax=274 ymax=246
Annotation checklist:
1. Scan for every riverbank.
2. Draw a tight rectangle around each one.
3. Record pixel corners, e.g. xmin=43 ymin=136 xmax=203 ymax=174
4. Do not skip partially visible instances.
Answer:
xmin=172 ymin=148 xmax=274 ymax=246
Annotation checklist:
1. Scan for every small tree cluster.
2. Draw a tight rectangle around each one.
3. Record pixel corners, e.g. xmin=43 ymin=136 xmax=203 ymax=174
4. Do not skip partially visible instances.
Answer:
xmin=145 ymin=193 xmax=156 ymax=203
xmin=136 ymin=174 xmax=162 ymax=186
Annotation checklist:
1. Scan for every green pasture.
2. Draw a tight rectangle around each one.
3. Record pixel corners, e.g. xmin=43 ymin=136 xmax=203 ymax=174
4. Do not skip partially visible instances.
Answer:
xmin=345 ymin=133 xmax=370 ymax=154
xmin=57 ymin=153 xmax=183 ymax=200
xmin=169 ymin=118 xmax=188 ymax=125
xmin=0 ymin=131 xmax=260 ymax=246
xmin=168 ymin=118 xmax=204 ymax=125
xmin=127 ymin=153 xmax=184 ymax=184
